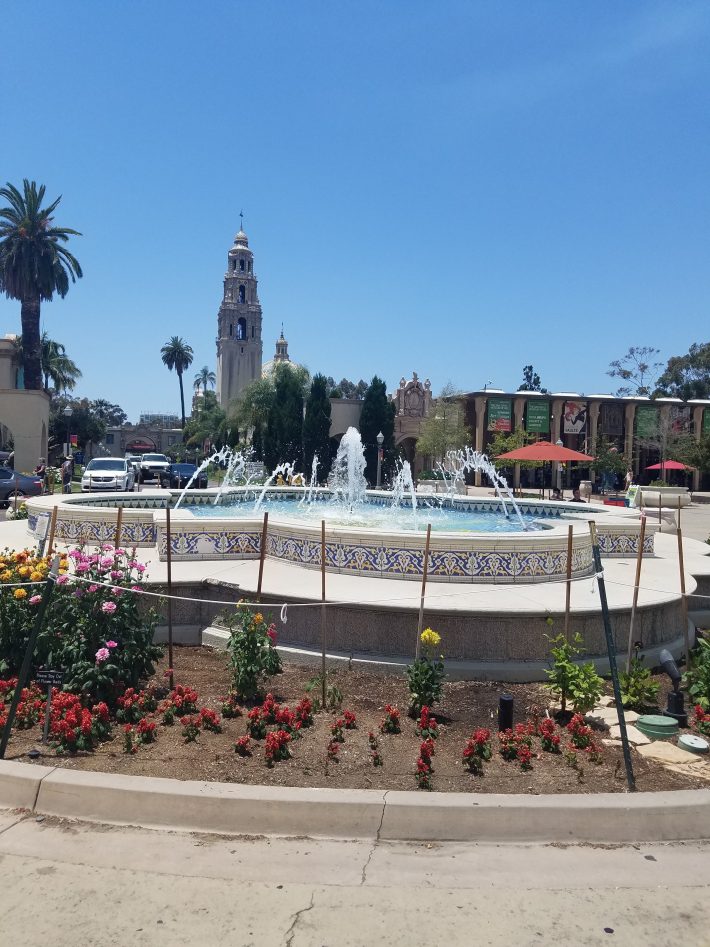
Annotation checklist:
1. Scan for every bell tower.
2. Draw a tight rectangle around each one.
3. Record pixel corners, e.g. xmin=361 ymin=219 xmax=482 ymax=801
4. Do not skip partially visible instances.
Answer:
xmin=216 ymin=222 xmax=263 ymax=409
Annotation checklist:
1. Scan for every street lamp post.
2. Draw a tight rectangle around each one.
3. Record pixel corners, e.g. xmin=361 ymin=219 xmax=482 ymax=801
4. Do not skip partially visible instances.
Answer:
xmin=555 ymin=438 xmax=564 ymax=492
xmin=376 ymin=431 xmax=384 ymax=488
xmin=63 ymin=405 xmax=73 ymax=458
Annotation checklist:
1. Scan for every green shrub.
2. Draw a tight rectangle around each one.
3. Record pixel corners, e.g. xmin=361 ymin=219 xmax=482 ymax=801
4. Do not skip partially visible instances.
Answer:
xmin=684 ymin=637 xmax=710 ymax=711
xmin=545 ymin=632 xmax=603 ymax=714
xmin=406 ymin=628 xmax=446 ymax=716
xmin=225 ymin=603 xmax=281 ymax=701
xmin=620 ymin=656 xmax=660 ymax=711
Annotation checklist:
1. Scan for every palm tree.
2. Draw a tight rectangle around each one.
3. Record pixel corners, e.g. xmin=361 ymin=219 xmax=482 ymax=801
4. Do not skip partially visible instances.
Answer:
xmin=0 ymin=180 xmax=82 ymax=390
xmin=41 ymin=331 xmax=82 ymax=394
xmin=193 ymin=365 xmax=216 ymax=394
xmin=161 ymin=336 xmax=194 ymax=428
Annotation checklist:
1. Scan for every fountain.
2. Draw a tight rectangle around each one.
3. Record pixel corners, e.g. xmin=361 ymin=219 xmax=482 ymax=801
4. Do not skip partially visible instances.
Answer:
xmin=327 ymin=427 xmax=367 ymax=510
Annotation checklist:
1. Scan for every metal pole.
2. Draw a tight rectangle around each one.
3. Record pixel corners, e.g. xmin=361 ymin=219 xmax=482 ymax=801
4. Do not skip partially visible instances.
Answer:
xmin=415 ymin=524 xmax=432 ymax=660
xmin=42 ymin=684 xmax=53 ymax=743
xmin=564 ymin=525 xmax=573 ymax=640
xmin=677 ymin=525 xmax=691 ymax=667
xmin=0 ymin=556 xmax=60 ymax=759
xmin=256 ymin=512 xmax=269 ymax=602
xmin=114 ymin=505 xmax=123 ymax=550
xmin=588 ymin=522 xmax=636 ymax=791
xmin=321 ymin=519 xmax=327 ymax=710
xmin=47 ymin=505 xmax=58 ymax=557
xmin=376 ymin=451 xmax=382 ymax=489
xmin=165 ymin=506 xmax=174 ymax=690
xmin=625 ymin=515 xmax=647 ymax=674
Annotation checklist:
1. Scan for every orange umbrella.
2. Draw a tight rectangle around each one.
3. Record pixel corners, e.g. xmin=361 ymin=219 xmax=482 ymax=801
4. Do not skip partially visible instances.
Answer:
xmin=496 ymin=441 xmax=594 ymax=462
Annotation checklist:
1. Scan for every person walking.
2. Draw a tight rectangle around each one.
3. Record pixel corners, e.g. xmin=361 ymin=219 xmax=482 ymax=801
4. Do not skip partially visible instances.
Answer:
xmin=61 ymin=456 xmax=73 ymax=494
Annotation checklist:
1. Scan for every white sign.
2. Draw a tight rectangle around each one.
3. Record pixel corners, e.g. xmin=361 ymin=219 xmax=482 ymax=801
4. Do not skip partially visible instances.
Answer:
xmin=33 ymin=512 xmax=50 ymax=540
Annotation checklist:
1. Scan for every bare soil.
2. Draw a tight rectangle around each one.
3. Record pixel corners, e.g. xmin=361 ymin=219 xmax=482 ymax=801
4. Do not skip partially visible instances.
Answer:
xmin=7 ymin=647 xmax=706 ymax=794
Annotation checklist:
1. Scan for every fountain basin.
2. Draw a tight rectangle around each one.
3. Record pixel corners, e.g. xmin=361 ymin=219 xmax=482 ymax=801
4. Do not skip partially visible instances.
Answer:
xmin=25 ymin=488 xmax=656 ymax=584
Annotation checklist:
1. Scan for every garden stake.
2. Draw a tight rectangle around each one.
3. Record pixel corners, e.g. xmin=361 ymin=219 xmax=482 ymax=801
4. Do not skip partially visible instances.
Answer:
xmin=321 ymin=519 xmax=327 ymax=710
xmin=46 ymin=505 xmax=58 ymax=556
xmin=165 ymin=505 xmax=174 ymax=690
xmin=13 ymin=485 xmax=18 ymax=515
xmin=564 ymin=525 xmax=573 ymax=640
xmin=658 ymin=492 xmax=662 ymax=526
xmin=588 ymin=522 xmax=636 ymax=792
xmin=0 ymin=556 xmax=60 ymax=759
xmin=676 ymin=525 xmax=691 ymax=667
xmin=625 ymin=514 xmax=646 ymax=674
xmin=256 ymin=512 xmax=268 ymax=602
xmin=415 ymin=524 xmax=432 ymax=660
xmin=677 ymin=494 xmax=681 ymax=531
xmin=114 ymin=505 xmax=123 ymax=550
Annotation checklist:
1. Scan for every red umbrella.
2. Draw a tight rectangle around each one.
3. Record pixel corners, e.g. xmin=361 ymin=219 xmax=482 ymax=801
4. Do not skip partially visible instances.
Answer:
xmin=646 ymin=460 xmax=694 ymax=471
xmin=496 ymin=441 xmax=594 ymax=462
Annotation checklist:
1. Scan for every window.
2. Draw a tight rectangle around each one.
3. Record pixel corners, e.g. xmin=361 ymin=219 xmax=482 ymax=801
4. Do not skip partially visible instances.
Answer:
xmin=251 ymin=325 xmax=255 ymax=338
xmin=237 ymin=317 xmax=247 ymax=340
xmin=238 ymin=285 xmax=246 ymax=303
xmin=230 ymin=259 xmax=235 ymax=271
xmin=105 ymin=433 xmax=114 ymax=444
xmin=239 ymin=259 xmax=245 ymax=271
xmin=248 ymin=261 xmax=252 ymax=272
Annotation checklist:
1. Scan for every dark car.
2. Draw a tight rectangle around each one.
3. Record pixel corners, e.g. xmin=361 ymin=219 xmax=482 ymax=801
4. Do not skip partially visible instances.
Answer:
xmin=159 ymin=463 xmax=208 ymax=489
xmin=0 ymin=467 xmax=43 ymax=507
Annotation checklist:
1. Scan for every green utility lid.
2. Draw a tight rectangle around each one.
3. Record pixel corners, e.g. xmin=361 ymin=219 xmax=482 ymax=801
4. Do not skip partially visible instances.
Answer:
xmin=636 ymin=714 xmax=679 ymax=740
xmin=678 ymin=734 xmax=709 ymax=755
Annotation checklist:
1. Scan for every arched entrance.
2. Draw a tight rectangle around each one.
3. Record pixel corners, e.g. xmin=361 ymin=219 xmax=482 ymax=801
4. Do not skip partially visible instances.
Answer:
xmin=126 ymin=437 xmax=156 ymax=454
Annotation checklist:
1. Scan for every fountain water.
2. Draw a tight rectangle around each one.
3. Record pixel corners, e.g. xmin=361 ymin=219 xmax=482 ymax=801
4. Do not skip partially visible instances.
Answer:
xmin=439 ymin=447 xmax=527 ymax=529
xmin=390 ymin=459 xmax=417 ymax=515
xmin=301 ymin=454 xmax=319 ymax=507
xmin=328 ymin=427 xmax=367 ymax=510
xmin=255 ymin=461 xmax=296 ymax=511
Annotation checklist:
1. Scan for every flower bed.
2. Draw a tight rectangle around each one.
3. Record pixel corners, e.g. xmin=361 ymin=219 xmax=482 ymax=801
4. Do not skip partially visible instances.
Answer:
xmin=2 ymin=648 xmax=705 ymax=795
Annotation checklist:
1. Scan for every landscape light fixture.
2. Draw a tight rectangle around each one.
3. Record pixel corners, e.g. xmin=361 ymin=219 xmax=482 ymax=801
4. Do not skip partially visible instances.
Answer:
xmin=63 ymin=405 xmax=73 ymax=457
xmin=658 ymin=648 xmax=687 ymax=726
xmin=376 ymin=431 xmax=384 ymax=489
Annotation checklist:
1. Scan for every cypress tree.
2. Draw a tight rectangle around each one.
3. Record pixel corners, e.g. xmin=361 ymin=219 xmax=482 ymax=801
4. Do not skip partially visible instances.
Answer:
xmin=303 ymin=374 xmax=332 ymax=481
xmin=359 ymin=376 xmax=396 ymax=484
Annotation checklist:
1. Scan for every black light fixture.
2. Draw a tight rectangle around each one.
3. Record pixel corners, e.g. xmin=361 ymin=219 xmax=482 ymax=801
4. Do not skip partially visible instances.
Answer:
xmin=498 ymin=694 xmax=514 ymax=731
xmin=659 ymin=648 xmax=687 ymax=727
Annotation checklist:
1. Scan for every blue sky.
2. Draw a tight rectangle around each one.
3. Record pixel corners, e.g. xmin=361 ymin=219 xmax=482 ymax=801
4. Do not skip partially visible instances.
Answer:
xmin=2 ymin=1 xmax=709 ymax=422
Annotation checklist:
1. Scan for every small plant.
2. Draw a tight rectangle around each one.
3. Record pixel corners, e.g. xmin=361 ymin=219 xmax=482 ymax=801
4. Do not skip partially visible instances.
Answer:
xmin=499 ymin=722 xmax=535 ymax=769
xmin=264 ymin=729 xmax=291 ymax=767
xmin=368 ymin=731 xmax=383 ymax=767
xmin=305 ymin=676 xmax=343 ymax=711
xmin=379 ymin=704 xmax=401 ymax=734
xmin=246 ymin=707 xmax=267 ymax=739
xmin=415 ymin=740 xmax=434 ymax=790
xmin=198 ymin=707 xmax=222 ymax=733
xmin=294 ymin=697 xmax=314 ymax=728
xmin=221 ymin=694 xmax=242 ymax=719
xmin=326 ymin=739 xmax=340 ymax=761
xmin=234 ymin=735 xmax=252 ymax=756
xmin=417 ymin=705 xmax=439 ymax=741
xmin=136 ymin=717 xmax=157 ymax=744
xmin=567 ymin=713 xmax=602 ymax=763
xmin=180 ymin=715 xmax=200 ymax=742
xmin=330 ymin=718 xmax=346 ymax=742
xmin=692 ymin=704 xmax=710 ymax=737
xmin=406 ymin=628 xmax=445 ymax=716
xmin=161 ymin=703 xmax=176 ymax=726
xmin=545 ymin=632 xmax=603 ymax=714
xmin=683 ymin=637 xmax=710 ymax=711
xmin=123 ymin=724 xmax=136 ymax=754
xmin=538 ymin=716 xmax=561 ymax=753
xmin=226 ymin=604 xmax=282 ymax=701
xmin=343 ymin=709 xmax=357 ymax=729
xmin=620 ymin=654 xmax=660 ymax=711
xmin=462 ymin=727 xmax=492 ymax=774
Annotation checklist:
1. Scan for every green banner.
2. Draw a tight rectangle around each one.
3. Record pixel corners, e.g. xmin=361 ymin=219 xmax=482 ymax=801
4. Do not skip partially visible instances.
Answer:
xmin=487 ymin=398 xmax=512 ymax=432
xmin=635 ymin=406 xmax=659 ymax=439
xmin=526 ymin=400 xmax=550 ymax=433
xmin=703 ymin=410 xmax=710 ymax=435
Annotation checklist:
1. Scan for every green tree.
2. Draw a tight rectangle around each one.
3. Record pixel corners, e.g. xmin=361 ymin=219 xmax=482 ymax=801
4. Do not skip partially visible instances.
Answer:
xmin=89 ymin=399 xmax=127 ymax=427
xmin=607 ymin=346 xmax=662 ymax=397
xmin=325 ymin=377 xmax=368 ymax=400
xmin=517 ymin=364 xmax=548 ymax=393
xmin=415 ymin=383 xmax=470 ymax=465
xmin=359 ymin=376 xmax=395 ymax=484
xmin=0 ymin=180 xmax=82 ymax=390
xmin=303 ymin=374 xmax=332 ymax=480
xmin=41 ymin=332 xmax=82 ymax=394
xmin=263 ymin=364 xmax=307 ymax=470
xmin=654 ymin=342 xmax=710 ymax=400
xmin=488 ymin=429 xmax=542 ymax=471
xmin=232 ymin=376 xmax=277 ymax=459
xmin=160 ymin=336 xmax=194 ymax=428
xmin=193 ymin=365 xmax=216 ymax=396
xmin=49 ymin=397 xmax=105 ymax=458
xmin=183 ymin=391 xmax=230 ymax=453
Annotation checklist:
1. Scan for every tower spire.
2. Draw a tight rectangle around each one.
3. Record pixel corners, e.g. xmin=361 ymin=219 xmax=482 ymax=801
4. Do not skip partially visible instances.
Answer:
xmin=239 ymin=209 xmax=244 ymax=231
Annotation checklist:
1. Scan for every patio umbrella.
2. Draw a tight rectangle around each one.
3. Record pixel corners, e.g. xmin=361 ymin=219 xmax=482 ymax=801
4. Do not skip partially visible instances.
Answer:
xmin=496 ymin=442 xmax=594 ymax=463
xmin=645 ymin=460 xmax=694 ymax=471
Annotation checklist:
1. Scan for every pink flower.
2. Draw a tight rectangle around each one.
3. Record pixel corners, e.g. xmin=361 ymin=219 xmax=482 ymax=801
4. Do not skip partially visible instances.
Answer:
xmin=95 ymin=647 xmax=110 ymax=663
xmin=29 ymin=594 xmax=42 ymax=605
xmin=112 ymin=587 xmax=123 ymax=597
xmin=88 ymin=584 xmax=99 ymax=593
xmin=99 ymin=557 xmax=114 ymax=569
xmin=110 ymin=570 xmax=124 ymax=579
xmin=75 ymin=562 xmax=90 ymax=573
xmin=73 ymin=589 xmax=84 ymax=599
xmin=101 ymin=601 xmax=117 ymax=615
xmin=56 ymin=574 xmax=69 ymax=585
xmin=134 ymin=563 xmax=146 ymax=573
xmin=131 ymin=584 xmax=141 ymax=592
xmin=106 ymin=640 xmax=118 ymax=649
xmin=101 ymin=543 xmax=114 ymax=551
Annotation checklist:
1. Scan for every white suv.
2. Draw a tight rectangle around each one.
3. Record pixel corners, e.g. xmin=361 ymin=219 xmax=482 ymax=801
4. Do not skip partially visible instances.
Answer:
xmin=82 ymin=458 xmax=135 ymax=492
xmin=139 ymin=453 xmax=171 ymax=483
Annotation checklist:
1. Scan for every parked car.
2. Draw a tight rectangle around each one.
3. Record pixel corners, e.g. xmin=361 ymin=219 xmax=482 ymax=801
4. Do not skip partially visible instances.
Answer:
xmin=125 ymin=456 xmax=142 ymax=479
xmin=138 ymin=453 xmax=170 ymax=482
xmin=0 ymin=467 xmax=43 ymax=507
xmin=81 ymin=457 xmax=135 ymax=492
xmin=159 ymin=463 xmax=208 ymax=489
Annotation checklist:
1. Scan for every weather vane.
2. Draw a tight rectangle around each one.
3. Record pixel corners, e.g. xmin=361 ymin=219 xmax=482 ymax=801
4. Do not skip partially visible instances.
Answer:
xmin=239 ymin=209 xmax=244 ymax=230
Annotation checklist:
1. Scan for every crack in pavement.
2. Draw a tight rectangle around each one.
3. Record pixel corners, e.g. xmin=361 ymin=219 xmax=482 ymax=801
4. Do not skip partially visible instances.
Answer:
xmin=283 ymin=891 xmax=315 ymax=947
xmin=361 ymin=789 xmax=389 ymax=886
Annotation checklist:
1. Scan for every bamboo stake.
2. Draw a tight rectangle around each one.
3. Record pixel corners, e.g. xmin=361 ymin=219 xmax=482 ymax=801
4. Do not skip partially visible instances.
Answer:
xmin=658 ymin=492 xmax=662 ymax=526
xmin=321 ymin=519 xmax=327 ymax=710
xmin=625 ymin=515 xmax=646 ymax=673
xmin=415 ymin=524 xmax=432 ymax=659
xmin=46 ymin=505 xmax=58 ymax=556
xmin=564 ymin=525 xmax=573 ymax=640
xmin=114 ymin=505 xmax=123 ymax=550
xmin=677 ymin=494 xmax=681 ymax=531
xmin=256 ymin=512 xmax=269 ymax=602
xmin=165 ymin=505 xmax=174 ymax=690
xmin=677 ymin=524 xmax=691 ymax=667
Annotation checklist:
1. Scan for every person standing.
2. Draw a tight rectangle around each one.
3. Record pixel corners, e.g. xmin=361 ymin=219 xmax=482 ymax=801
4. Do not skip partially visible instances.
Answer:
xmin=34 ymin=457 xmax=48 ymax=494
xmin=61 ymin=456 xmax=73 ymax=494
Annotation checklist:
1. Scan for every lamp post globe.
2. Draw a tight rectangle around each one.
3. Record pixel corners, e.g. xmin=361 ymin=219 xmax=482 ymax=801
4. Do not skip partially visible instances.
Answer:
xmin=63 ymin=405 xmax=73 ymax=458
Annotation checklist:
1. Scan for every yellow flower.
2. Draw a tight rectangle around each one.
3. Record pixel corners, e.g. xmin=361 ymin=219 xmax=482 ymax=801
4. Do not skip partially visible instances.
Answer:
xmin=420 ymin=628 xmax=441 ymax=648
xmin=0 ymin=571 xmax=12 ymax=582
xmin=253 ymin=612 xmax=264 ymax=625
xmin=18 ymin=566 xmax=30 ymax=577
xmin=14 ymin=588 xmax=27 ymax=599
xmin=30 ymin=571 xmax=43 ymax=582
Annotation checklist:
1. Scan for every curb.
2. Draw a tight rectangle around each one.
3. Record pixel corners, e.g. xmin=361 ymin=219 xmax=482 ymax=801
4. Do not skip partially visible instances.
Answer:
xmin=1 ymin=761 xmax=709 ymax=842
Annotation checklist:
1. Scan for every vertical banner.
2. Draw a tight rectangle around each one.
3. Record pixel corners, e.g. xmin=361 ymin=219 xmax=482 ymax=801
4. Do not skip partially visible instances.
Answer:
xmin=669 ymin=406 xmax=691 ymax=435
xmin=526 ymin=400 xmax=550 ymax=434
xmin=563 ymin=401 xmax=587 ymax=434
xmin=703 ymin=410 xmax=710 ymax=435
xmin=600 ymin=403 xmax=623 ymax=436
xmin=487 ymin=398 xmax=512 ymax=432
xmin=635 ymin=406 xmax=659 ymax=438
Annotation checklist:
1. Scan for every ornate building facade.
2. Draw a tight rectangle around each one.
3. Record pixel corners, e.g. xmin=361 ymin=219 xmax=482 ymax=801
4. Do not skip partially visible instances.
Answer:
xmin=215 ymin=227 xmax=263 ymax=409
